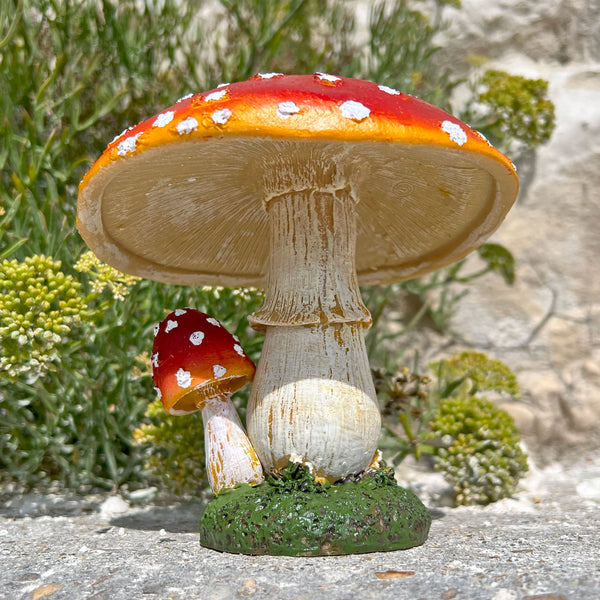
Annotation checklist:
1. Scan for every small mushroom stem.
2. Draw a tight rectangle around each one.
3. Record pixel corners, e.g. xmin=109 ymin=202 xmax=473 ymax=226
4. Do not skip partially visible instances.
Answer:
xmin=201 ymin=393 xmax=264 ymax=494
xmin=247 ymin=157 xmax=381 ymax=481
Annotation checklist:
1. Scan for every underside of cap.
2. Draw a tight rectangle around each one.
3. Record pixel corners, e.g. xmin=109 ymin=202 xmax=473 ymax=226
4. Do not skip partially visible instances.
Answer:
xmin=163 ymin=375 xmax=254 ymax=415
xmin=77 ymin=137 xmax=518 ymax=287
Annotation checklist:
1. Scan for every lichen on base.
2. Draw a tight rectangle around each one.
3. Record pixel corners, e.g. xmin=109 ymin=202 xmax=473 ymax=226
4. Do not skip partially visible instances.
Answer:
xmin=199 ymin=463 xmax=431 ymax=556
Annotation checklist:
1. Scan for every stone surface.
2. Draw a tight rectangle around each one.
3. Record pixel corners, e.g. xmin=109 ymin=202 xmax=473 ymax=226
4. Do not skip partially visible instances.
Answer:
xmin=439 ymin=0 xmax=600 ymax=65
xmin=1 ymin=453 xmax=599 ymax=600
xmin=393 ymin=0 xmax=600 ymax=460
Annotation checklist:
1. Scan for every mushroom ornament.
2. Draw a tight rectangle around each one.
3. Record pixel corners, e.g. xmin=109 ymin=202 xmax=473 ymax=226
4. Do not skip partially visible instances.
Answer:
xmin=77 ymin=74 xmax=518 ymax=486
xmin=152 ymin=308 xmax=263 ymax=494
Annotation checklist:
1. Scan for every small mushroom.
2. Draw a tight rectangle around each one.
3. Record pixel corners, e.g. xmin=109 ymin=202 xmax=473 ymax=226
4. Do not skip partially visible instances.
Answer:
xmin=78 ymin=74 xmax=518 ymax=482
xmin=152 ymin=308 xmax=264 ymax=493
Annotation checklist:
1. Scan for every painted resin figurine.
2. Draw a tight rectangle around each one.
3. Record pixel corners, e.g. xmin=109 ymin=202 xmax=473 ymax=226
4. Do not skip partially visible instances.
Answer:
xmin=77 ymin=73 xmax=518 ymax=555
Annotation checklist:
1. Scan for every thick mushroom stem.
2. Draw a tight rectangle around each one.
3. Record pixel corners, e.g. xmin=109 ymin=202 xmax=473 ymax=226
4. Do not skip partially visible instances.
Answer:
xmin=247 ymin=165 xmax=381 ymax=481
xmin=201 ymin=394 xmax=264 ymax=494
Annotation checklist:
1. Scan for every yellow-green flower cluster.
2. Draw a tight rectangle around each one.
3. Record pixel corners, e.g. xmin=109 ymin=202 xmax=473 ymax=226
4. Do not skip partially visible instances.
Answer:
xmin=427 ymin=395 xmax=528 ymax=506
xmin=0 ymin=255 xmax=89 ymax=381
xmin=470 ymin=69 xmax=555 ymax=151
xmin=430 ymin=351 xmax=521 ymax=398
xmin=74 ymin=251 xmax=140 ymax=301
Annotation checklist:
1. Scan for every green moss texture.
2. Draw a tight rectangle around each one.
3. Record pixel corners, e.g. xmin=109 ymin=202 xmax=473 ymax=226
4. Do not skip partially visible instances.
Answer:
xmin=199 ymin=464 xmax=431 ymax=556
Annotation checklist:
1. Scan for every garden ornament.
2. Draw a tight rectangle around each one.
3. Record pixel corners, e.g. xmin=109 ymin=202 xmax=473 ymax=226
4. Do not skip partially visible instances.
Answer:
xmin=77 ymin=73 xmax=518 ymax=555
xmin=152 ymin=308 xmax=263 ymax=494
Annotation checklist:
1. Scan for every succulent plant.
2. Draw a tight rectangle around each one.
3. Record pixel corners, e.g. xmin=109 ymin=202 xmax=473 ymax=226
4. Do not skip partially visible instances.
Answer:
xmin=427 ymin=395 xmax=528 ymax=506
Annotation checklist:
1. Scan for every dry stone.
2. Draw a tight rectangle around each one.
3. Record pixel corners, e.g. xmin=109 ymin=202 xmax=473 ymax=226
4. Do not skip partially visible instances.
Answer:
xmin=439 ymin=0 xmax=600 ymax=65
xmin=390 ymin=0 xmax=600 ymax=459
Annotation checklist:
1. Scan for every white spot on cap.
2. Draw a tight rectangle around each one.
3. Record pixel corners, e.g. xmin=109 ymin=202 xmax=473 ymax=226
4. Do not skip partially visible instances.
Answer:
xmin=340 ymin=100 xmax=370 ymax=121
xmin=112 ymin=125 xmax=134 ymax=143
xmin=213 ymin=365 xmax=226 ymax=378
xmin=151 ymin=353 xmax=159 ymax=368
xmin=441 ymin=120 xmax=467 ymax=146
xmin=217 ymin=82 xmax=229 ymax=88
xmin=165 ymin=320 xmax=178 ymax=333
xmin=174 ymin=309 xmax=187 ymax=316
xmin=378 ymin=84 xmax=400 ymax=95
xmin=190 ymin=331 xmax=204 ymax=346
xmin=233 ymin=344 xmax=245 ymax=357
xmin=176 ymin=117 xmax=198 ymax=135
xmin=212 ymin=108 xmax=232 ymax=125
xmin=117 ymin=133 xmax=141 ymax=156
xmin=154 ymin=386 xmax=162 ymax=400
xmin=205 ymin=89 xmax=227 ymax=102
xmin=153 ymin=111 xmax=174 ymax=128
xmin=177 ymin=93 xmax=193 ymax=102
xmin=206 ymin=317 xmax=221 ymax=327
xmin=315 ymin=72 xmax=340 ymax=82
xmin=258 ymin=72 xmax=283 ymax=79
xmin=153 ymin=324 xmax=160 ymax=336
xmin=476 ymin=130 xmax=493 ymax=147
xmin=176 ymin=368 xmax=192 ymax=388
xmin=277 ymin=101 xmax=300 ymax=119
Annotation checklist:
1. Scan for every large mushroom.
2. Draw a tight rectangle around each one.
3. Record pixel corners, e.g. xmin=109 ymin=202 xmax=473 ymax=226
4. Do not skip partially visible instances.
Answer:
xmin=152 ymin=308 xmax=263 ymax=493
xmin=77 ymin=73 xmax=518 ymax=482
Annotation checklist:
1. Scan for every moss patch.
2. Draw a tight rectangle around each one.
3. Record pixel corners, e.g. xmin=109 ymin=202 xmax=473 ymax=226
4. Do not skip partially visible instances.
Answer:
xmin=199 ymin=463 xmax=431 ymax=556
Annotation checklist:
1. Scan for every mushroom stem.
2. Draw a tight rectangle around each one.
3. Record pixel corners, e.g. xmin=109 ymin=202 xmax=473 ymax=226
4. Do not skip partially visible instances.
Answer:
xmin=247 ymin=172 xmax=381 ymax=481
xmin=201 ymin=393 xmax=264 ymax=494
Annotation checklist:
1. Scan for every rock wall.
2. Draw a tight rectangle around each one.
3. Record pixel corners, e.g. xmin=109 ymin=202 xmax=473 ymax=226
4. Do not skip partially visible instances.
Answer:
xmin=414 ymin=0 xmax=600 ymax=458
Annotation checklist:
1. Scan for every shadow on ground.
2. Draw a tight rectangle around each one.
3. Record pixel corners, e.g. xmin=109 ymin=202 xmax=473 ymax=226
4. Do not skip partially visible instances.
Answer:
xmin=110 ymin=500 xmax=206 ymax=533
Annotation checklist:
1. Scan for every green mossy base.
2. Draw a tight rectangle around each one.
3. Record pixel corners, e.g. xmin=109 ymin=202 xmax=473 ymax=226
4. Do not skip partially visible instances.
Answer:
xmin=199 ymin=464 xmax=431 ymax=556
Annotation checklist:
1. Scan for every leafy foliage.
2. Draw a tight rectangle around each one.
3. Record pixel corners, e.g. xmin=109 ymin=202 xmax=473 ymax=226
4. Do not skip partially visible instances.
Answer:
xmin=74 ymin=252 xmax=141 ymax=301
xmin=364 ymin=242 xmax=517 ymax=358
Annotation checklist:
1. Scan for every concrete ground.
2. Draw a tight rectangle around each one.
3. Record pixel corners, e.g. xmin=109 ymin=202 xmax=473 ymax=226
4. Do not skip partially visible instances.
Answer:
xmin=1 ymin=452 xmax=599 ymax=600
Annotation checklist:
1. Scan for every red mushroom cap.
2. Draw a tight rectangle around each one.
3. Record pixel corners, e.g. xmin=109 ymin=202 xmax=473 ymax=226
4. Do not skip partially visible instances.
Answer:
xmin=77 ymin=73 xmax=518 ymax=288
xmin=151 ymin=308 xmax=255 ymax=415
xmin=79 ymin=73 xmax=508 ymax=172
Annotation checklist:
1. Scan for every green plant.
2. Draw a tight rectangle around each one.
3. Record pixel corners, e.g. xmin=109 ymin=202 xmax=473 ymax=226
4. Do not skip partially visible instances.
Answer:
xmin=378 ymin=352 xmax=528 ymax=505
xmin=427 ymin=395 xmax=528 ymax=505
xmin=462 ymin=69 xmax=556 ymax=154
xmin=0 ymin=255 xmax=90 ymax=381
xmin=0 ymin=251 xmax=146 ymax=488
xmin=132 ymin=398 xmax=206 ymax=496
